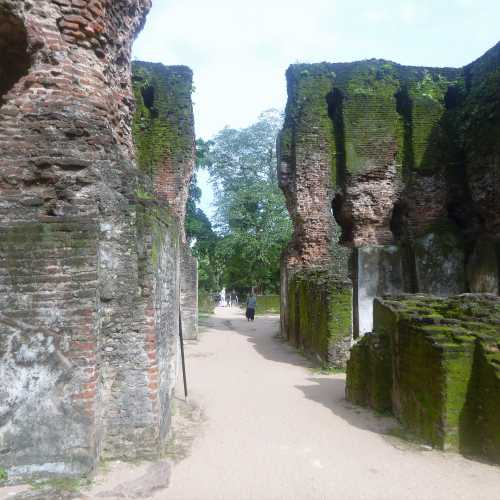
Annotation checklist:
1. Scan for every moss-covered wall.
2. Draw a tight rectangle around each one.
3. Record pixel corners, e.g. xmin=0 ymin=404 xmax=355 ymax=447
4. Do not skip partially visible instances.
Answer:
xmin=346 ymin=294 xmax=500 ymax=464
xmin=280 ymin=42 xmax=500 ymax=361
xmin=132 ymin=62 xmax=195 ymax=239
xmin=287 ymin=270 xmax=352 ymax=367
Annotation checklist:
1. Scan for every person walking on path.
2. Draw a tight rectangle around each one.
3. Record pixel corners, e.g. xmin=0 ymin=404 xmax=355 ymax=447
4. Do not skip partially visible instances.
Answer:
xmin=246 ymin=293 xmax=257 ymax=321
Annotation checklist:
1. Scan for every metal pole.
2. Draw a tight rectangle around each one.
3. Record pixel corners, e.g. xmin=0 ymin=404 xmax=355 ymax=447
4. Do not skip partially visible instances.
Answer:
xmin=178 ymin=307 xmax=188 ymax=400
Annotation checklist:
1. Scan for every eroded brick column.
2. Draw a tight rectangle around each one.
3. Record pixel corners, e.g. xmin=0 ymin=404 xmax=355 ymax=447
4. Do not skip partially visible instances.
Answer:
xmin=0 ymin=0 xmax=152 ymax=478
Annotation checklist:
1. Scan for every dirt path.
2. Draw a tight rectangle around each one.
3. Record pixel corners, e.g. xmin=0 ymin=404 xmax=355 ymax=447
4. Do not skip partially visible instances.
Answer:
xmin=150 ymin=307 xmax=499 ymax=500
xmin=3 ymin=307 xmax=499 ymax=500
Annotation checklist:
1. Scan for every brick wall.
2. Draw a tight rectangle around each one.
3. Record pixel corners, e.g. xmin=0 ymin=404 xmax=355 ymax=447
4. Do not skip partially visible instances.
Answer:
xmin=279 ymin=43 xmax=500 ymax=360
xmin=0 ymin=0 xmax=195 ymax=479
xmin=180 ymin=246 xmax=198 ymax=341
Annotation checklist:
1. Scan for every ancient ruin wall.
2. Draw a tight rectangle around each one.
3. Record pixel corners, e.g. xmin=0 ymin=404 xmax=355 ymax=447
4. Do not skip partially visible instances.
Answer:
xmin=279 ymin=43 xmax=500 ymax=362
xmin=0 ymin=0 xmax=196 ymax=479
xmin=346 ymin=294 xmax=500 ymax=464
xmin=132 ymin=61 xmax=199 ymax=340
xmin=180 ymin=246 xmax=199 ymax=340
xmin=278 ymin=70 xmax=352 ymax=366
xmin=132 ymin=62 xmax=196 ymax=241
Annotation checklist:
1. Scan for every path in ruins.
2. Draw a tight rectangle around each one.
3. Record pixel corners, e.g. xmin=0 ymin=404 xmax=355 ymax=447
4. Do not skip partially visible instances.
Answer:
xmin=150 ymin=306 xmax=499 ymax=500
xmin=6 ymin=307 xmax=498 ymax=500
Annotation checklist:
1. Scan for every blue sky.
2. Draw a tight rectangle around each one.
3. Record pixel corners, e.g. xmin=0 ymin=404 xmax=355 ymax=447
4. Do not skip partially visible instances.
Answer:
xmin=132 ymin=0 xmax=500 ymax=216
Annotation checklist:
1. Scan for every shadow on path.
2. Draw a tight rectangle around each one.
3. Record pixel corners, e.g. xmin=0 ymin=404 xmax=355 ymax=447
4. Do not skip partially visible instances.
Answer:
xmin=295 ymin=377 xmax=397 ymax=435
xmin=202 ymin=309 xmax=398 ymax=438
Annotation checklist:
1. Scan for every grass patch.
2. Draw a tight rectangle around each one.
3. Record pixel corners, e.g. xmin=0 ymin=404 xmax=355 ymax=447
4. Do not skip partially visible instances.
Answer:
xmin=311 ymin=363 xmax=346 ymax=375
xmin=198 ymin=289 xmax=214 ymax=315
xmin=98 ymin=458 xmax=111 ymax=474
xmin=29 ymin=476 xmax=90 ymax=493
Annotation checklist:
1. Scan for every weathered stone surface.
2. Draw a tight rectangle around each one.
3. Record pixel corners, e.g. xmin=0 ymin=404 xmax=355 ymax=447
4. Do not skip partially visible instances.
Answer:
xmin=279 ymin=43 xmax=500 ymax=362
xmin=278 ymin=70 xmax=352 ymax=366
xmin=355 ymin=245 xmax=404 ymax=337
xmin=0 ymin=0 xmax=196 ymax=481
xmin=180 ymin=246 xmax=198 ymax=340
xmin=413 ymin=222 xmax=466 ymax=296
xmin=466 ymin=238 xmax=499 ymax=294
xmin=346 ymin=294 xmax=500 ymax=464
xmin=287 ymin=269 xmax=352 ymax=368
xmin=132 ymin=62 xmax=196 ymax=240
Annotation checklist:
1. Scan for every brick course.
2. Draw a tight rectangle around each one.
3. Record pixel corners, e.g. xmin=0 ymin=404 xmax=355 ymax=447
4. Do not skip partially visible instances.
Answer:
xmin=0 ymin=0 xmax=196 ymax=480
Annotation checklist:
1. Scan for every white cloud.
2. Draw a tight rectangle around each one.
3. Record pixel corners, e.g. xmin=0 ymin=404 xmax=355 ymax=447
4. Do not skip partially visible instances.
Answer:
xmin=399 ymin=2 xmax=418 ymax=23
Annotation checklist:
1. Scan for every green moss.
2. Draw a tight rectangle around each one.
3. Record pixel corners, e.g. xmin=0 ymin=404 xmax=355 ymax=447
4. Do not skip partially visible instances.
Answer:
xmin=31 ymin=477 xmax=91 ymax=493
xmin=346 ymin=337 xmax=370 ymax=406
xmin=442 ymin=346 xmax=475 ymax=449
xmin=349 ymin=295 xmax=500 ymax=460
xmin=132 ymin=62 xmax=194 ymax=178
xmin=327 ymin=283 xmax=352 ymax=344
xmin=287 ymin=270 xmax=352 ymax=367
xmin=135 ymin=188 xmax=155 ymax=201
xmin=293 ymin=73 xmax=338 ymax=186
xmin=287 ymin=277 xmax=298 ymax=345
xmin=255 ymin=295 xmax=280 ymax=315
xmin=1 ymin=221 xmax=97 ymax=288
xmin=135 ymin=200 xmax=178 ymax=286
xmin=284 ymin=60 xmax=465 ymax=184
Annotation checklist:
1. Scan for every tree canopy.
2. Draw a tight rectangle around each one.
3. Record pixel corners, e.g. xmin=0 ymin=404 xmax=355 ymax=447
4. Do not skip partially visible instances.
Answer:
xmin=186 ymin=109 xmax=292 ymax=294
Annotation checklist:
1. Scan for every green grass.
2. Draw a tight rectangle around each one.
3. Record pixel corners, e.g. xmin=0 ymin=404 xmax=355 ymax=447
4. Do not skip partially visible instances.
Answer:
xmin=240 ymin=295 xmax=280 ymax=315
xmin=29 ymin=476 xmax=90 ymax=493
xmin=198 ymin=289 xmax=214 ymax=315
xmin=311 ymin=363 xmax=346 ymax=375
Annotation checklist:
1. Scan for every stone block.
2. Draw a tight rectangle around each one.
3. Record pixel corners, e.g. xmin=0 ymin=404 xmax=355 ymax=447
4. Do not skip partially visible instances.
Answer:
xmin=414 ymin=222 xmax=466 ymax=296
xmin=466 ymin=238 xmax=499 ymax=294
xmin=288 ymin=269 xmax=352 ymax=368
xmin=355 ymin=245 xmax=404 ymax=337
xmin=180 ymin=246 xmax=198 ymax=341
xmin=346 ymin=331 xmax=392 ymax=413
xmin=346 ymin=294 xmax=500 ymax=463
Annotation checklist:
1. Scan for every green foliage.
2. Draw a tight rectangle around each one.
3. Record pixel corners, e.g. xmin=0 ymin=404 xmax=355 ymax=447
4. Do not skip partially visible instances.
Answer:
xmin=132 ymin=63 xmax=193 ymax=176
xmin=187 ymin=111 xmax=292 ymax=295
xmin=186 ymin=139 xmax=221 ymax=292
xmin=198 ymin=288 xmax=215 ymax=314
xmin=204 ymin=109 xmax=292 ymax=293
xmin=0 ymin=467 xmax=7 ymax=483
xmin=240 ymin=294 xmax=280 ymax=315
xmin=30 ymin=476 xmax=89 ymax=492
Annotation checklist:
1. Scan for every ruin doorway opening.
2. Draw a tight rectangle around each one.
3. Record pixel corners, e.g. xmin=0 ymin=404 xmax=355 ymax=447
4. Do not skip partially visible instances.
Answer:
xmin=0 ymin=8 xmax=30 ymax=106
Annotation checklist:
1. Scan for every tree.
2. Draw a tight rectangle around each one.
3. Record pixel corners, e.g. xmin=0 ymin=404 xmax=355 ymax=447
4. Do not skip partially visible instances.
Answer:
xmin=206 ymin=109 xmax=292 ymax=293
xmin=186 ymin=139 xmax=220 ymax=292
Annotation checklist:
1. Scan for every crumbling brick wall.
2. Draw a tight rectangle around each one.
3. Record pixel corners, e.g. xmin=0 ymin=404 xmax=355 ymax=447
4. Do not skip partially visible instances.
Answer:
xmin=279 ymin=43 xmax=500 ymax=362
xmin=0 ymin=0 xmax=196 ymax=480
xmin=132 ymin=62 xmax=196 ymax=240
xmin=180 ymin=246 xmax=198 ymax=340
xmin=132 ymin=61 xmax=199 ymax=340
xmin=346 ymin=294 xmax=500 ymax=464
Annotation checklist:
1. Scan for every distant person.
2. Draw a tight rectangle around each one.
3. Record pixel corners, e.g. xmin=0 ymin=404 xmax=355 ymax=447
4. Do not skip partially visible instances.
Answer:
xmin=246 ymin=293 xmax=257 ymax=322
xmin=227 ymin=293 xmax=232 ymax=308
xmin=231 ymin=291 xmax=238 ymax=306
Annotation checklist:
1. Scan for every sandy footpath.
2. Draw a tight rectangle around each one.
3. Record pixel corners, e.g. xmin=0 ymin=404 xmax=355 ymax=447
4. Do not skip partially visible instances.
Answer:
xmin=3 ymin=306 xmax=499 ymax=500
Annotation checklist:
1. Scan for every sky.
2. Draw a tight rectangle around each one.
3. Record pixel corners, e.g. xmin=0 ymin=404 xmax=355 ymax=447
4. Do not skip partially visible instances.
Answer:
xmin=132 ymin=0 xmax=500 ymax=216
